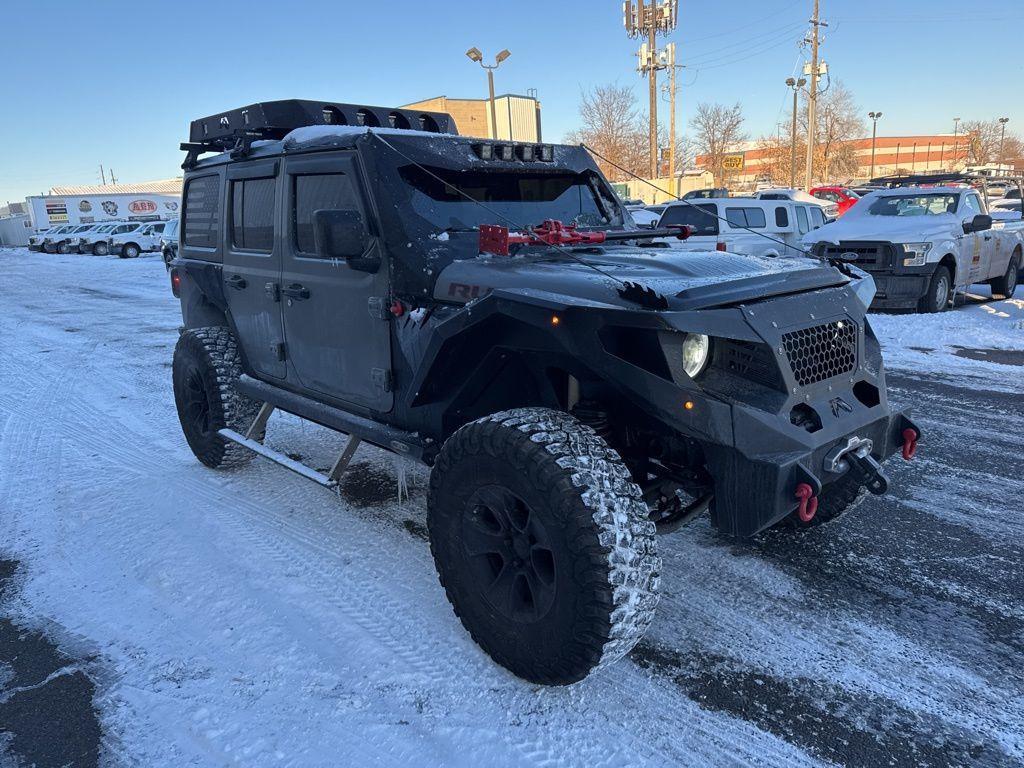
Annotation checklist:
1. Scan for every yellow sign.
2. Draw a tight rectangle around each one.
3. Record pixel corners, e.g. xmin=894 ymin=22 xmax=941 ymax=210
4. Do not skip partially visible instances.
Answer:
xmin=722 ymin=153 xmax=745 ymax=171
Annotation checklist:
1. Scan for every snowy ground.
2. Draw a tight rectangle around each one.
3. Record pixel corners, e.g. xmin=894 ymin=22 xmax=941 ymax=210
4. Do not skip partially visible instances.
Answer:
xmin=1 ymin=247 xmax=1023 ymax=767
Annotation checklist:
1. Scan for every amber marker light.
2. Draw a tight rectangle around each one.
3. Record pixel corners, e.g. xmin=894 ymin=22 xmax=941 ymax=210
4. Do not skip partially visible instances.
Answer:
xmin=551 ymin=315 xmax=561 ymax=326
xmin=684 ymin=401 xmax=695 ymax=410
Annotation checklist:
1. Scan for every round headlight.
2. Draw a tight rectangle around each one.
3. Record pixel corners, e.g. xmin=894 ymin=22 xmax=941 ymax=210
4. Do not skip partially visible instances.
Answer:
xmin=681 ymin=333 xmax=710 ymax=378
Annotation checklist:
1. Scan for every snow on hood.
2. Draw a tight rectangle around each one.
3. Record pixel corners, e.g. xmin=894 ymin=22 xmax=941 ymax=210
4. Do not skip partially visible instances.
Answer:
xmin=804 ymin=202 xmax=964 ymax=246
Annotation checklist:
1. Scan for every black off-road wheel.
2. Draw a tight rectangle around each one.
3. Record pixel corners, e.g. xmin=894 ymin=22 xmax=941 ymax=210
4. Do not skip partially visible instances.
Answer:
xmin=918 ymin=265 xmax=951 ymax=313
xmin=428 ymin=408 xmax=661 ymax=685
xmin=93 ymin=242 xmax=109 ymax=256
xmin=990 ymin=253 xmax=1020 ymax=299
xmin=172 ymin=327 xmax=260 ymax=469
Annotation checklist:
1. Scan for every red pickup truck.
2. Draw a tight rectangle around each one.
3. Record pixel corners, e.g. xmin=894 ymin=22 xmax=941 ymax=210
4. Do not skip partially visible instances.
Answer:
xmin=810 ymin=186 xmax=860 ymax=217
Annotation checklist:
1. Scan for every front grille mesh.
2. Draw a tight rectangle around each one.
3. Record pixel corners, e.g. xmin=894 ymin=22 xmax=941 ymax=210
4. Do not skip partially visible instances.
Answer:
xmin=782 ymin=320 xmax=857 ymax=386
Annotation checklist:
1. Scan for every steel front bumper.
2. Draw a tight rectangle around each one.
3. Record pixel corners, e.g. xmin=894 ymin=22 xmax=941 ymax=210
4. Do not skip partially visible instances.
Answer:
xmin=705 ymin=405 xmax=919 ymax=537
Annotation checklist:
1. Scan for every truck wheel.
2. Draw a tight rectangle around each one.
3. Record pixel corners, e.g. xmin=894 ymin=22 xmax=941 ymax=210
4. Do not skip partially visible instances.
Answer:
xmin=428 ymin=408 xmax=661 ymax=685
xmin=781 ymin=474 xmax=868 ymax=530
xmin=918 ymin=265 xmax=951 ymax=313
xmin=93 ymin=242 xmax=109 ymax=256
xmin=121 ymin=243 xmax=140 ymax=259
xmin=172 ymin=327 xmax=260 ymax=469
xmin=57 ymin=242 xmax=70 ymax=254
xmin=990 ymin=254 xmax=1019 ymax=299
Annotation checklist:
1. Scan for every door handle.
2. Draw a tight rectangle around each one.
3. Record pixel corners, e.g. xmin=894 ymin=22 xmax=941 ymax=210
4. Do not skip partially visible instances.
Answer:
xmin=226 ymin=274 xmax=247 ymax=290
xmin=282 ymin=283 xmax=310 ymax=300
xmin=983 ymin=235 xmax=992 ymax=241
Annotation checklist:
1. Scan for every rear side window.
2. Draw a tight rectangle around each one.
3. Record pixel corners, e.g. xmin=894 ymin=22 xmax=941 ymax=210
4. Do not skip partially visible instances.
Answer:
xmin=775 ymin=206 xmax=789 ymax=227
xmin=725 ymin=207 xmax=766 ymax=229
xmin=231 ymin=177 xmax=276 ymax=252
xmin=183 ymin=175 xmax=221 ymax=248
xmin=659 ymin=203 xmax=718 ymax=236
xmin=294 ymin=173 xmax=361 ymax=255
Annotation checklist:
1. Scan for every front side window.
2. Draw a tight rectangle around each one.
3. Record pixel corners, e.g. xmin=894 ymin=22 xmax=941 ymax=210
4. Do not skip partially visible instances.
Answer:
xmin=231 ymin=177 xmax=275 ymax=252
xmin=795 ymin=205 xmax=809 ymax=234
xmin=183 ymin=174 xmax=221 ymax=248
xmin=725 ymin=207 xmax=767 ymax=229
xmin=660 ymin=203 xmax=718 ymax=236
xmin=293 ymin=173 xmax=362 ymax=255
xmin=963 ymin=194 xmax=982 ymax=216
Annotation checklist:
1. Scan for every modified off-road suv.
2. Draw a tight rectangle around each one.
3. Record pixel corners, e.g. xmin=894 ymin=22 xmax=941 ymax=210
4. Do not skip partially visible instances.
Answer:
xmin=170 ymin=100 xmax=921 ymax=684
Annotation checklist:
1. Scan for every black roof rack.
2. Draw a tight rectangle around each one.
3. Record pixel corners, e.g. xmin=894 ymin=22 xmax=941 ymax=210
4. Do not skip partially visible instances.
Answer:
xmin=869 ymin=171 xmax=1023 ymax=188
xmin=180 ymin=99 xmax=457 ymax=169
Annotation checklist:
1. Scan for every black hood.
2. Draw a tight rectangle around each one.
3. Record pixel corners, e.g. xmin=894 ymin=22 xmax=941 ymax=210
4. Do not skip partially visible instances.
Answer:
xmin=434 ymin=244 xmax=850 ymax=311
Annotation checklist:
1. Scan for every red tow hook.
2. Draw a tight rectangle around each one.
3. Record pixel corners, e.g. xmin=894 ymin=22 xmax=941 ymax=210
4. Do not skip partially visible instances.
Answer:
xmin=795 ymin=483 xmax=818 ymax=523
xmin=901 ymin=428 xmax=919 ymax=460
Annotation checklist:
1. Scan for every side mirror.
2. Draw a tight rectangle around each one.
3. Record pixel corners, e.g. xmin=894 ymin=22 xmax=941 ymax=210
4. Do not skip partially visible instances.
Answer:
xmin=313 ymin=209 xmax=378 ymax=272
xmin=963 ymin=214 xmax=992 ymax=233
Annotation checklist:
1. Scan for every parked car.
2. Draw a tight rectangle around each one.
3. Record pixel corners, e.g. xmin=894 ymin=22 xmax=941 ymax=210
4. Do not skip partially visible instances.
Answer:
xmin=804 ymin=186 xmax=1024 ymax=311
xmin=810 ymin=186 xmax=860 ymax=217
xmin=657 ymin=198 xmax=827 ymax=258
xmin=160 ymin=219 xmax=180 ymax=267
xmin=683 ymin=187 xmax=729 ymax=200
xmin=27 ymin=226 xmax=62 ymax=251
xmin=754 ymin=187 xmax=840 ymax=220
xmin=169 ymin=98 xmax=919 ymax=685
xmin=625 ymin=205 xmax=660 ymax=228
xmin=108 ymin=221 xmax=166 ymax=258
xmin=76 ymin=222 xmax=121 ymax=254
xmin=44 ymin=223 xmax=94 ymax=253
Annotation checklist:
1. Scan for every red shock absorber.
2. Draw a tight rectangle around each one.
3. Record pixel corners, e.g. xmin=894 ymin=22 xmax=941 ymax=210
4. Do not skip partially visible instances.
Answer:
xmin=901 ymin=428 xmax=919 ymax=460
xmin=794 ymin=482 xmax=818 ymax=523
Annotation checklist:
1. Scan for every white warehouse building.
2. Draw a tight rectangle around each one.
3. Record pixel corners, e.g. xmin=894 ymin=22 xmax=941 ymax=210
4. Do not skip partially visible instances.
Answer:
xmin=25 ymin=178 xmax=182 ymax=231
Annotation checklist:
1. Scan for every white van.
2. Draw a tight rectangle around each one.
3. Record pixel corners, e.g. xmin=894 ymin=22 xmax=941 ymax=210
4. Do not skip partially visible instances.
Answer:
xmin=657 ymin=198 xmax=827 ymax=258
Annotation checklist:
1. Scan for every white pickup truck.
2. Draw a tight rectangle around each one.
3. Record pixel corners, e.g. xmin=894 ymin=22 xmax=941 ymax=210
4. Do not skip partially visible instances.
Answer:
xmin=804 ymin=186 xmax=1023 ymax=312
xmin=108 ymin=221 xmax=166 ymax=258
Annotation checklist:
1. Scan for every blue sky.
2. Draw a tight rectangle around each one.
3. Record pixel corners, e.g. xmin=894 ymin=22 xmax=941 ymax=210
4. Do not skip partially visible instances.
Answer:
xmin=2 ymin=0 xmax=1022 ymax=203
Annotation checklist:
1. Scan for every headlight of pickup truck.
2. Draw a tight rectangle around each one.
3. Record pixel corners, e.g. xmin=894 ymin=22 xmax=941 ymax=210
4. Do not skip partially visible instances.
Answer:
xmin=681 ymin=333 xmax=711 ymax=378
xmin=902 ymin=242 xmax=932 ymax=267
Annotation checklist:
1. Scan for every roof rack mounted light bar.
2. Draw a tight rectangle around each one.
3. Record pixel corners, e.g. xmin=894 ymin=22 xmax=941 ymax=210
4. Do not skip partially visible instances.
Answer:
xmin=181 ymin=99 xmax=457 ymax=169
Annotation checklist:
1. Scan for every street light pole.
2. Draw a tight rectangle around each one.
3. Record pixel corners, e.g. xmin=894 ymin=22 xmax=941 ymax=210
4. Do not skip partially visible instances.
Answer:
xmin=868 ymin=111 xmax=882 ymax=179
xmin=786 ymin=77 xmax=806 ymax=188
xmin=466 ymin=47 xmax=511 ymax=140
xmin=952 ymin=117 xmax=961 ymax=171
xmin=998 ymin=117 xmax=1010 ymax=168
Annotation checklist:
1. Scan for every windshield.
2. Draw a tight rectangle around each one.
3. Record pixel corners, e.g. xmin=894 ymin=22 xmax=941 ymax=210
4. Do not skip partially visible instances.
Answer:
xmin=868 ymin=193 xmax=959 ymax=217
xmin=398 ymin=166 xmax=622 ymax=231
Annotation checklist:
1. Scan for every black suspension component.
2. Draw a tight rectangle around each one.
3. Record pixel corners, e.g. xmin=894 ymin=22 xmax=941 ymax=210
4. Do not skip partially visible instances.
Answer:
xmin=572 ymin=400 xmax=612 ymax=441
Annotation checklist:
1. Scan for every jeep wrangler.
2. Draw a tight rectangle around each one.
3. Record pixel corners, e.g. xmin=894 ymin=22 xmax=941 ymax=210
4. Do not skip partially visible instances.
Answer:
xmin=170 ymin=100 xmax=920 ymax=685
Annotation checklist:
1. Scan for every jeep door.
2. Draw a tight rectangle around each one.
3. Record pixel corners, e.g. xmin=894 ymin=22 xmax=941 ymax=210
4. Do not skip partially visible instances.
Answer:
xmin=220 ymin=161 xmax=287 ymax=379
xmin=280 ymin=153 xmax=393 ymax=412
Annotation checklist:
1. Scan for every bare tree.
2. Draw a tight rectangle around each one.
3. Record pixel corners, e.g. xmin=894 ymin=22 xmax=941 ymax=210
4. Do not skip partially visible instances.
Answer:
xmin=690 ymin=102 xmax=747 ymax=186
xmin=814 ymin=82 xmax=865 ymax=179
xmin=961 ymin=119 xmax=1023 ymax=166
xmin=564 ymin=84 xmax=649 ymax=182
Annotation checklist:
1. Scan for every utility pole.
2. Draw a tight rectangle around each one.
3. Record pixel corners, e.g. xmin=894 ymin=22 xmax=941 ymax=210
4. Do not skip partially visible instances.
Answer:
xmin=787 ymin=78 xmax=806 ymax=188
xmin=666 ymin=43 xmax=677 ymax=184
xmin=99 ymin=164 xmax=107 ymax=185
xmin=110 ymin=169 xmax=117 ymax=185
xmin=868 ymin=111 xmax=882 ymax=179
xmin=625 ymin=0 xmax=677 ymax=180
xmin=466 ymin=47 xmax=511 ymax=140
xmin=803 ymin=0 xmax=826 ymax=191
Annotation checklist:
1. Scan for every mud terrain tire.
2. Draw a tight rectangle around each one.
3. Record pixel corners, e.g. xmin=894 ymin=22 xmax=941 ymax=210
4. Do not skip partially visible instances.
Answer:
xmin=172 ymin=327 xmax=260 ymax=469
xmin=428 ymin=407 xmax=660 ymax=685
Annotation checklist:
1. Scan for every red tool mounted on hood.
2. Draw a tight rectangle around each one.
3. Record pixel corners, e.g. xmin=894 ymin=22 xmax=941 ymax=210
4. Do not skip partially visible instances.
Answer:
xmin=479 ymin=219 xmax=693 ymax=257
